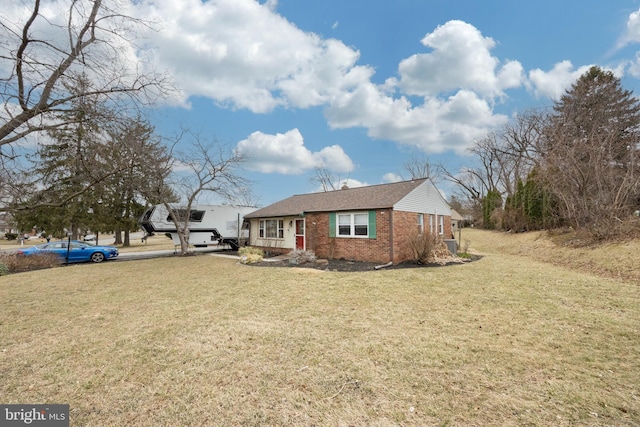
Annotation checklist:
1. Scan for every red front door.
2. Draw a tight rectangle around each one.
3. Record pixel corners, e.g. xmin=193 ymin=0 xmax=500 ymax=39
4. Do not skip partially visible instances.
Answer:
xmin=295 ymin=219 xmax=305 ymax=250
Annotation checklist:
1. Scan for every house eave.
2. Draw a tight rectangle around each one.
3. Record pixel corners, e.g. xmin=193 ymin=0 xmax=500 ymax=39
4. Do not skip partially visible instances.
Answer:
xmin=245 ymin=205 xmax=397 ymax=219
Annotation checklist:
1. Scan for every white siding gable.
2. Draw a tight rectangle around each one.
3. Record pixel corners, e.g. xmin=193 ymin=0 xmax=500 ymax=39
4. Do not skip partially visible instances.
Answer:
xmin=393 ymin=179 xmax=451 ymax=215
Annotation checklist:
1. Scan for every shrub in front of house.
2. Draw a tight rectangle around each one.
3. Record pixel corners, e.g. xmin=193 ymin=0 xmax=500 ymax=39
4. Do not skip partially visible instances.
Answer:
xmin=287 ymin=250 xmax=317 ymax=264
xmin=458 ymin=239 xmax=472 ymax=259
xmin=408 ymin=233 xmax=451 ymax=264
xmin=238 ymin=246 xmax=264 ymax=264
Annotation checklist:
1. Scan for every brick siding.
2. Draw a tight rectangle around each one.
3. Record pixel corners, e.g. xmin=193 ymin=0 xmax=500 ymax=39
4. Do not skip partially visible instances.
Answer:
xmin=300 ymin=211 xmax=389 ymax=264
xmin=392 ymin=212 xmax=453 ymax=262
xmin=304 ymin=210 xmax=453 ymax=264
xmin=252 ymin=210 xmax=453 ymax=264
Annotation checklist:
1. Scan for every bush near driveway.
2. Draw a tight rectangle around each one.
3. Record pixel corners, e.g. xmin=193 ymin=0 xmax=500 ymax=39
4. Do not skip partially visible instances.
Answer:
xmin=0 ymin=252 xmax=61 ymax=274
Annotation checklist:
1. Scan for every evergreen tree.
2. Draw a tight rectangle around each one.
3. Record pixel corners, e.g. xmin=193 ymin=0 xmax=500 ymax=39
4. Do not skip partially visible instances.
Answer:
xmin=542 ymin=66 xmax=640 ymax=236
xmin=22 ymin=75 xmax=109 ymax=239
xmin=482 ymin=189 xmax=503 ymax=229
xmin=503 ymin=168 xmax=559 ymax=231
xmin=100 ymin=117 xmax=170 ymax=246
xmin=14 ymin=77 xmax=170 ymax=244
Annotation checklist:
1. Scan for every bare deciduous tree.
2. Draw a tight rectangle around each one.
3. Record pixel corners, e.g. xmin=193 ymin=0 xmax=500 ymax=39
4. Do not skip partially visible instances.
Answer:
xmin=403 ymin=154 xmax=438 ymax=181
xmin=309 ymin=167 xmax=349 ymax=192
xmin=443 ymin=110 xmax=546 ymax=226
xmin=0 ymin=0 xmax=175 ymax=220
xmin=142 ymin=132 xmax=253 ymax=255
xmin=0 ymin=0 xmax=171 ymax=147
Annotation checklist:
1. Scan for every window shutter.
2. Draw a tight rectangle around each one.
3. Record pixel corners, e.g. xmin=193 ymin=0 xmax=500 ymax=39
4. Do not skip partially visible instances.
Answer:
xmin=329 ymin=212 xmax=336 ymax=237
xmin=368 ymin=210 xmax=376 ymax=238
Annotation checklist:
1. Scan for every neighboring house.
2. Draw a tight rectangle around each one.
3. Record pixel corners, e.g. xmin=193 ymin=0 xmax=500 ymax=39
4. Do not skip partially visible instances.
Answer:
xmin=244 ymin=178 xmax=453 ymax=264
xmin=451 ymin=208 xmax=464 ymax=230
xmin=0 ymin=212 xmax=17 ymax=237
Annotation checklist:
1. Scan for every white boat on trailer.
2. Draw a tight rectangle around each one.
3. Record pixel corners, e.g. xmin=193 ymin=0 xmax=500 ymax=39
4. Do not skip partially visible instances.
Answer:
xmin=139 ymin=204 xmax=257 ymax=250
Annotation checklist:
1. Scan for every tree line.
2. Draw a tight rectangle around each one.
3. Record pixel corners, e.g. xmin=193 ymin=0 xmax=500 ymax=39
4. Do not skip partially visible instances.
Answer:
xmin=446 ymin=66 xmax=640 ymax=240
xmin=1 ymin=0 xmax=252 ymax=254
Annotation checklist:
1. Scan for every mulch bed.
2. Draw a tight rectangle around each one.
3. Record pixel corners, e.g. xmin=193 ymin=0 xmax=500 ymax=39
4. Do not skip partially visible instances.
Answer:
xmin=247 ymin=257 xmax=474 ymax=272
xmin=250 ymin=258 xmax=379 ymax=272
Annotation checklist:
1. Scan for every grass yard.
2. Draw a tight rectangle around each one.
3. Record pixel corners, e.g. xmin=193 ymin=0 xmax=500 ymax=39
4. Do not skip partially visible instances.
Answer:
xmin=0 ymin=229 xmax=638 ymax=426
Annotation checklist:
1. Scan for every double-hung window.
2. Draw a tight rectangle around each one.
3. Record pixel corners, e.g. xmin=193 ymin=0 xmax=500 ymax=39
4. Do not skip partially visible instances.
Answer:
xmin=337 ymin=213 xmax=369 ymax=237
xmin=259 ymin=219 xmax=284 ymax=238
xmin=417 ymin=213 xmax=424 ymax=234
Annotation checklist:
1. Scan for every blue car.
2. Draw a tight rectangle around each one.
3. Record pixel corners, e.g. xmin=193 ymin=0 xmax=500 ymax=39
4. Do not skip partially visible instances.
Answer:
xmin=17 ymin=240 xmax=119 ymax=263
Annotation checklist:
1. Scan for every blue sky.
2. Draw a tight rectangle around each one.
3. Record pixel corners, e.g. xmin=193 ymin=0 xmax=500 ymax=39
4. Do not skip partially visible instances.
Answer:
xmin=7 ymin=0 xmax=640 ymax=206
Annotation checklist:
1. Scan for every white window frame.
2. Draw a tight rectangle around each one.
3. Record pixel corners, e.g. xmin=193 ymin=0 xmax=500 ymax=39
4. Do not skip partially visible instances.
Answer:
xmin=417 ymin=213 xmax=424 ymax=234
xmin=429 ymin=214 xmax=434 ymax=234
xmin=259 ymin=219 xmax=284 ymax=239
xmin=337 ymin=212 xmax=369 ymax=238
xmin=438 ymin=215 xmax=444 ymax=235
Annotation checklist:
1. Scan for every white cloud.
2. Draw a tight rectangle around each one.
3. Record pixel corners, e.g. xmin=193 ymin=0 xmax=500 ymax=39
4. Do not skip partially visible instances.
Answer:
xmin=627 ymin=52 xmax=640 ymax=77
xmin=130 ymin=3 xmax=516 ymax=154
xmin=325 ymin=82 xmax=507 ymax=154
xmin=617 ymin=8 xmax=640 ymax=49
xmin=135 ymin=0 xmax=371 ymax=112
xmin=264 ymin=0 xmax=278 ymax=11
xmin=235 ymin=128 xmax=354 ymax=174
xmin=398 ymin=20 xmax=524 ymax=99
xmin=315 ymin=145 xmax=355 ymax=173
xmin=528 ymin=60 xmax=594 ymax=100
xmin=382 ymin=173 xmax=403 ymax=183
xmin=320 ymin=20 xmax=521 ymax=154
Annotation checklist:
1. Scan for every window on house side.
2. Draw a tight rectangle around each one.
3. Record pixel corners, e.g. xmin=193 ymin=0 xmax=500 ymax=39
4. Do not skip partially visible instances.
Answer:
xmin=259 ymin=219 xmax=284 ymax=238
xmin=417 ymin=213 xmax=424 ymax=234
xmin=439 ymin=215 xmax=444 ymax=235
xmin=337 ymin=213 xmax=369 ymax=237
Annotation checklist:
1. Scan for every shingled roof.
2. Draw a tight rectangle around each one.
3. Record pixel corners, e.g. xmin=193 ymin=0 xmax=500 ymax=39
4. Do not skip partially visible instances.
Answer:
xmin=245 ymin=178 xmax=428 ymax=218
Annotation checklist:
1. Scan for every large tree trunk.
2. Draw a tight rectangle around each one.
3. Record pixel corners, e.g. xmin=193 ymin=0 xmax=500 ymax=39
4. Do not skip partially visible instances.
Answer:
xmin=114 ymin=227 xmax=123 ymax=245
xmin=178 ymin=228 xmax=190 ymax=255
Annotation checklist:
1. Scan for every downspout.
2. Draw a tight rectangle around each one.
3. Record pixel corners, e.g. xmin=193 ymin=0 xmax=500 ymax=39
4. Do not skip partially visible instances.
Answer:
xmin=389 ymin=209 xmax=394 ymax=264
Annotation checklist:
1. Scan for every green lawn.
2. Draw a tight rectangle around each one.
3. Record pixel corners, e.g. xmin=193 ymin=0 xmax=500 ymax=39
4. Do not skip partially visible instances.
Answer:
xmin=1 ymin=229 xmax=638 ymax=426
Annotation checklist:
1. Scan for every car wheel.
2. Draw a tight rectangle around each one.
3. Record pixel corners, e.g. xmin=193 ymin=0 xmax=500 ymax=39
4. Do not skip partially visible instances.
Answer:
xmin=90 ymin=252 xmax=105 ymax=263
